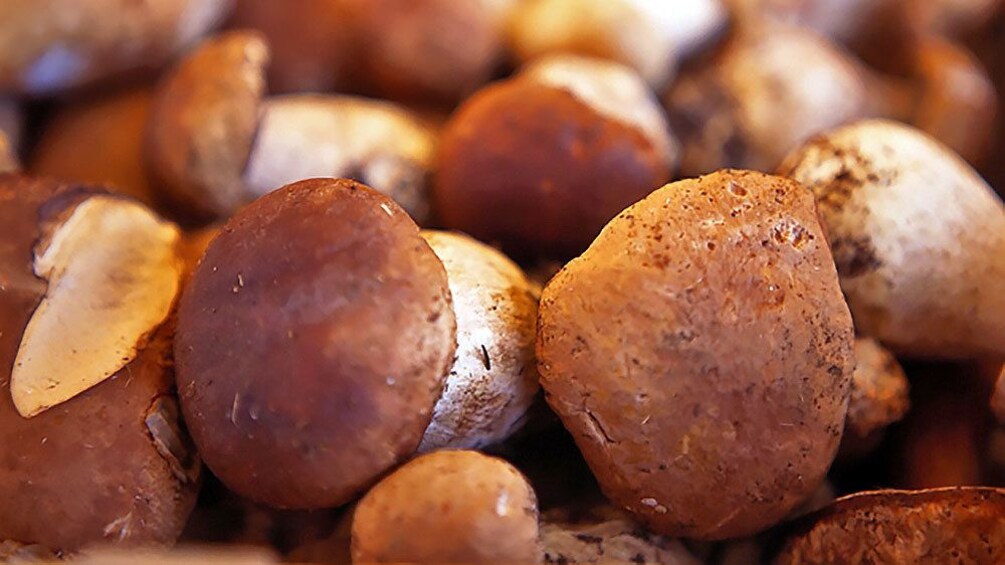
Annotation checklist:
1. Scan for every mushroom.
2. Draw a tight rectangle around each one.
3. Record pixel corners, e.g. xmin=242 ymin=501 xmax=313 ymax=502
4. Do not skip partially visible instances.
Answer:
xmin=351 ymin=450 xmax=542 ymax=564
xmin=229 ymin=0 xmax=515 ymax=102
xmin=779 ymin=119 xmax=1005 ymax=358
xmin=774 ymin=488 xmax=1005 ymax=563
xmin=31 ymin=86 xmax=161 ymax=211
xmin=435 ymin=54 xmax=677 ymax=255
xmin=0 ymin=0 xmax=231 ymax=96
xmin=664 ymin=25 xmax=874 ymax=177
xmin=0 ymin=174 xmax=197 ymax=551
xmin=536 ymin=169 xmax=854 ymax=539
xmin=418 ymin=230 xmax=540 ymax=452
xmin=838 ymin=337 xmax=910 ymax=461
xmin=175 ymin=178 xmax=456 ymax=509
xmin=147 ymin=32 xmax=437 ymax=222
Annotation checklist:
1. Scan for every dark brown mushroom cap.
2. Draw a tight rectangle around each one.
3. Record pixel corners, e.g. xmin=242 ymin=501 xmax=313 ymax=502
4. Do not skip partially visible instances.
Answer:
xmin=176 ymin=178 xmax=456 ymax=509
xmin=0 ymin=175 xmax=197 ymax=551
xmin=536 ymin=169 xmax=854 ymax=540
xmin=434 ymin=79 xmax=671 ymax=256
xmin=773 ymin=487 xmax=1005 ymax=564
xmin=146 ymin=31 xmax=268 ymax=219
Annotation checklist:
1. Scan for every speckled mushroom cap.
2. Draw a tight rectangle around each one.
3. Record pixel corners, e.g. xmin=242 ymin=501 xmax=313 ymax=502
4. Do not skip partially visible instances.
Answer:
xmin=774 ymin=487 xmax=1005 ymax=564
xmin=351 ymin=450 xmax=542 ymax=564
xmin=147 ymin=31 xmax=268 ymax=219
xmin=536 ymin=169 xmax=854 ymax=540
xmin=839 ymin=337 xmax=910 ymax=458
xmin=435 ymin=55 xmax=676 ymax=255
xmin=0 ymin=0 xmax=231 ymax=96
xmin=0 ymin=175 xmax=197 ymax=552
xmin=780 ymin=119 xmax=1005 ymax=359
xmin=175 ymin=178 xmax=456 ymax=509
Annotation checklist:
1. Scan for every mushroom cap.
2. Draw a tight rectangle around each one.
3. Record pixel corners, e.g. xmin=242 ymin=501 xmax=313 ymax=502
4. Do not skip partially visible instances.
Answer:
xmin=780 ymin=119 xmax=1005 ymax=358
xmin=842 ymin=337 xmax=910 ymax=449
xmin=536 ymin=169 xmax=854 ymax=539
xmin=147 ymin=31 xmax=268 ymax=219
xmin=351 ymin=450 xmax=542 ymax=564
xmin=176 ymin=178 xmax=456 ymax=509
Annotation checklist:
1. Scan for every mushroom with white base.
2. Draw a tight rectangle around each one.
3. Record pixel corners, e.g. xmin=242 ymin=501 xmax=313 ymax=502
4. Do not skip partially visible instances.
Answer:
xmin=779 ymin=119 xmax=1005 ymax=359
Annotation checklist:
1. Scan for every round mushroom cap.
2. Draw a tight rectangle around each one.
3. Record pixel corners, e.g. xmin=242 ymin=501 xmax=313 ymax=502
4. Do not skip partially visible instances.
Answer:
xmin=435 ymin=57 xmax=674 ymax=255
xmin=779 ymin=119 xmax=1005 ymax=359
xmin=838 ymin=337 xmax=910 ymax=459
xmin=147 ymin=31 xmax=268 ymax=219
xmin=536 ymin=169 xmax=854 ymax=539
xmin=0 ymin=175 xmax=197 ymax=551
xmin=351 ymin=450 xmax=542 ymax=564
xmin=418 ymin=230 xmax=540 ymax=452
xmin=0 ymin=0 xmax=231 ymax=96
xmin=774 ymin=488 xmax=1005 ymax=564
xmin=176 ymin=178 xmax=456 ymax=509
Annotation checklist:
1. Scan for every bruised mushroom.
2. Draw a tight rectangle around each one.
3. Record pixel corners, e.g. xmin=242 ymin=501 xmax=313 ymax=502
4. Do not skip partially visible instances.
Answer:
xmin=175 ymin=178 xmax=455 ymax=509
xmin=351 ymin=450 xmax=542 ymax=564
xmin=536 ymin=169 xmax=854 ymax=539
xmin=0 ymin=174 xmax=196 ymax=551
xmin=780 ymin=119 xmax=1005 ymax=358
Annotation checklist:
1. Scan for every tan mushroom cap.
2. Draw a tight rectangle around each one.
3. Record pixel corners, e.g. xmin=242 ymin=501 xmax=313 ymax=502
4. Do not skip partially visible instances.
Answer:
xmin=774 ymin=487 xmax=1005 ymax=564
xmin=176 ymin=178 xmax=456 ymax=509
xmin=537 ymin=169 xmax=854 ymax=539
xmin=147 ymin=31 xmax=268 ymax=219
xmin=780 ymin=119 xmax=1005 ymax=358
xmin=351 ymin=450 xmax=542 ymax=564
xmin=0 ymin=0 xmax=231 ymax=96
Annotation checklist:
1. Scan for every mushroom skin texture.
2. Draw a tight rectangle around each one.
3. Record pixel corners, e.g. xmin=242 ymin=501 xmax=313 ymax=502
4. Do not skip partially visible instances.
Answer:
xmin=244 ymin=95 xmax=437 ymax=224
xmin=147 ymin=31 xmax=268 ymax=220
xmin=176 ymin=178 xmax=456 ymax=509
xmin=536 ymin=169 xmax=854 ymax=540
xmin=0 ymin=175 xmax=197 ymax=552
xmin=837 ymin=337 xmax=910 ymax=461
xmin=435 ymin=55 xmax=676 ymax=255
xmin=31 ymin=87 xmax=161 ymax=211
xmin=774 ymin=488 xmax=1005 ymax=564
xmin=231 ymin=0 xmax=514 ymax=102
xmin=540 ymin=506 xmax=701 ymax=565
xmin=0 ymin=0 xmax=232 ymax=96
xmin=665 ymin=25 xmax=873 ymax=177
xmin=780 ymin=119 xmax=1005 ymax=359
xmin=351 ymin=450 xmax=542 ymax=564
xmin=417 ymin=231 xmax=540 ymax=452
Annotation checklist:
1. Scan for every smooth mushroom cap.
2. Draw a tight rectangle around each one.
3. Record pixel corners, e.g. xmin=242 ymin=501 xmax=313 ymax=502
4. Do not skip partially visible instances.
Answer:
xmin=176 ymin=178 xmax=456 ymax=509
xmin=351 ymin=450 xmax=542 ymax=564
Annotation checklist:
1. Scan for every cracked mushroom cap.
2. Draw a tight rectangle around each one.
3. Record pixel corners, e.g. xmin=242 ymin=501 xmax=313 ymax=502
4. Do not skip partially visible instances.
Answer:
xmin=351 ymin=450 xmax=542 ymax=564
xmin=417 ymin=230 xmax=540 ymax=452
xmin=147 ymin=31 xmax=268 ymax=220
xmin=0 ymin=175 xmax=196 ymax=552
xmin=536 ymin=169 xmax=854 ymax=540
xmin=0 ymin=0 xmax=231 ymax=96
xmin=435 ymin=54 xmax=676 ymax=255
xmin=176 ymin=178 xmax=456 ymax=509
xmin=774 ymin=487 xmax=1005 ymax=564
xmin=780 ymin=119 xmax=1005 ymax=359
xmin=665 ymin=25 xmax=873 ymax=177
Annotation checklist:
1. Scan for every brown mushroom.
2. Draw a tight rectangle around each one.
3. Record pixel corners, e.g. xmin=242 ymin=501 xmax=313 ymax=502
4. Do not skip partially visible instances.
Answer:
xmin=837 ymin=337 xmax=910 ymax=461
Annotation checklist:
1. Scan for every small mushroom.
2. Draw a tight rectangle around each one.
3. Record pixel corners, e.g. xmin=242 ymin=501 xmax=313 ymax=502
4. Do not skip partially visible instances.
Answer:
xmin=418 ymin=230 xmax=540 ymax=452
xmin=175 ymin=178 xmax=456 ymax=509
xmin=838 ymin=337 xmax=911 ymax=461
xmin=0 ymin=174 xmax=196 ymax=551
xmin=0 ymin=0 xmax=231 ymax=96
xmin=774 ymin=487 xmax=1005 ymax=564
xmin=536 ymin=169 xmax=854 ymax=539
xmin=780 ymin=119 xmax=1005 ymax=358
xmin=351 ymin=450 xmax=542 ymax=564
xmin=435 ymin=54 xmax=677 ymax=255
